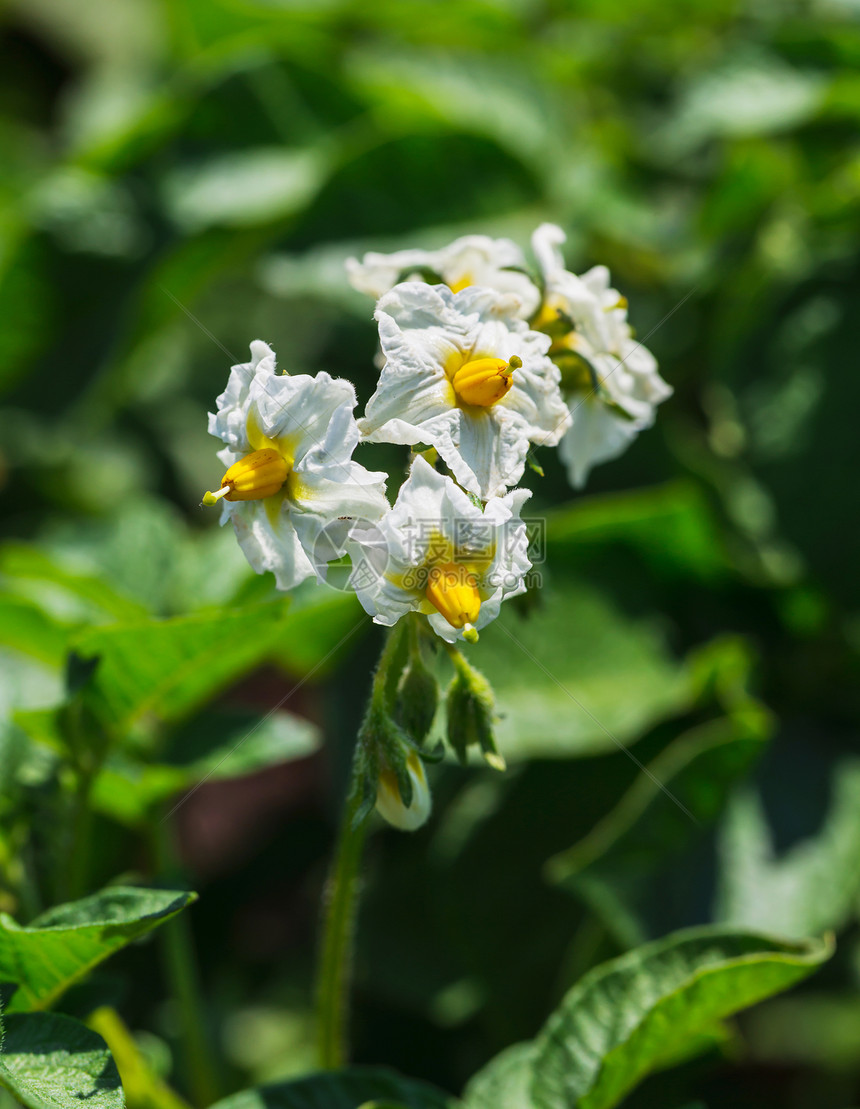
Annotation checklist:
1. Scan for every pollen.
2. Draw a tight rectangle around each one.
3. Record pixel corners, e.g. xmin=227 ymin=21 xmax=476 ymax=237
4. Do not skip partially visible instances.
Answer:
xmin=203 ymin=447 xmax=289 ymax=505
xmin=426 ymin=562 xmax=481 ymax=635
xmin=452 ymin=355 xmax=521 ymax=408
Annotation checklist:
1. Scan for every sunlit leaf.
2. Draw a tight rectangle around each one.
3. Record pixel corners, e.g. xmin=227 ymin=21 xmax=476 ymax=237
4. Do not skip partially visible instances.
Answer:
xmin=72 ymin=601 xmax=291 ymax=731
xmin=529 ymin=928 xmax=832 ymax=1109
xmin=0 ymin=1010 xmax=123 ymax=1109
xmin=0 ymin=596 xmax=68 ymax=668
xmin=466 ymin=928 xmax=832 ymax=1109
xmin=464 ymin=579 xmax=689 ymax=759
xmin=0 ymin=886 xmax=196 ymax=1013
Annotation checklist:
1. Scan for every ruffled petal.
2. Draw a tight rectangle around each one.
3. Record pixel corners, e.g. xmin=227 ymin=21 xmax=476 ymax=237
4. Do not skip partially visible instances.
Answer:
xmin=222 ymin=499 xmax=316 ymax=591
xmin=208 ymin=340 xmax=276 ymax=451
xmin=558 ymin=397 xmax=641 ymax=488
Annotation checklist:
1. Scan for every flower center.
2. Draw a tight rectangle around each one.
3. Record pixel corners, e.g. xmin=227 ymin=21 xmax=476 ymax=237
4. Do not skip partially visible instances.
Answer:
xmin=425 ymin=562 xmax=481 ymax=641
xmin=202 ymin=447 xmax=290 ymax=505
xmin=452 ymin=355 xmax=521 ymax=408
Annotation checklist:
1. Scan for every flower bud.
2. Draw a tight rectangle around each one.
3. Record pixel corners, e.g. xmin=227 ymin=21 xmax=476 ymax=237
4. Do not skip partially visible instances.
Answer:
xmin=375 ymin=749 xmax=432 ymax=832
xmin=452 ymin=356 xmax=521 ymax=407
xmin=396 ymin=658 xmax=439 ymax=744
xmin=446 ymin=661 xmax=505 ymax=770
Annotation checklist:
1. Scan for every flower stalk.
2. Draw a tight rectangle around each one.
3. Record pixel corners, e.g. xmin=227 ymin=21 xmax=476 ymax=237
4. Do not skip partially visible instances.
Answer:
xmin=315 ymin=622 xmax=408 ymax=1069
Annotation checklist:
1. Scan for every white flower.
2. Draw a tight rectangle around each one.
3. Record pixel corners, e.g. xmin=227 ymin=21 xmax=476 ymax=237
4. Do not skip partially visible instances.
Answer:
xmin=346 ymin=233 xmax=540 ymax=317
xmin=375 ymin=749 xmax=432 ymax=832
xmin=348 ymin=455 xmax=531 ymax=644
xmin=358 ymin=283 xmax=570 ymax=499
xmin=532 ymin=223 xmax=672 ymax=487
xmin=205 ymin=341 xmax=388 ymax=590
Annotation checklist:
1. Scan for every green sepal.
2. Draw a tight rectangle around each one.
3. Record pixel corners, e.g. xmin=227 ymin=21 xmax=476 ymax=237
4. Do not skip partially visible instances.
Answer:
xmin=445 ymin=656 xmax=502 ymax=769
xmin=554 ymin=349 xmax=601 ymax=394
xmin=418 ymin=741 xmax=446 ymax=765
xmin=527 ymin=454 xmax=545 ymax=477
xmin=395 ymin=657 xmax=439 ymax=744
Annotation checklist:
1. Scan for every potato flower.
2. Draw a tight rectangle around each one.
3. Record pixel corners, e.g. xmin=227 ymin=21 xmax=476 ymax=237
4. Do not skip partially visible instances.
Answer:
xmin=204 ymin=340 xmax=388 ymax=590
xmin=347 ymin=456 xmax=531 ymax=644
xmin=531 ymin=223 xmax=673 ymax=487
xmin=346 ymin=233 xmax=540 ymax=317
xmin=358 ymin=283 xmax=569 ymax=499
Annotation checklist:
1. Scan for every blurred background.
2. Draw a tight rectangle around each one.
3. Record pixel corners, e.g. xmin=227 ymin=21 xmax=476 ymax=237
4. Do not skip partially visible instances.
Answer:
xmin=1 ymin=1 xmax=860 ymax=1107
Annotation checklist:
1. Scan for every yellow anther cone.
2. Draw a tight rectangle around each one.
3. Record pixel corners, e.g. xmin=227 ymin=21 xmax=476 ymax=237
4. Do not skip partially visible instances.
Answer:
xmin=426 ymin=562 xmax=481 ymax=636
xmin=203 ymin=447 xmax=289 ymax=505
xmin=452 ymin=355 xmax=521 ymax=407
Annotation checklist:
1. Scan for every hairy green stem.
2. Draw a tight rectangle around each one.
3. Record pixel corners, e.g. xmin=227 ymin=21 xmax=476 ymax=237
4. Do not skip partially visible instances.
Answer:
xmin=315 ymin=623 xmax=406 ymax=1068
xmin=152 ymin=820 xmax=221 ymax=1108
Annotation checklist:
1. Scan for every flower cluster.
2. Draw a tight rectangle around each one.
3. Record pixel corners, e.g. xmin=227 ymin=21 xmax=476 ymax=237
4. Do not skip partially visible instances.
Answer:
xmin=202 ymin=225 xmax=671 ymax=829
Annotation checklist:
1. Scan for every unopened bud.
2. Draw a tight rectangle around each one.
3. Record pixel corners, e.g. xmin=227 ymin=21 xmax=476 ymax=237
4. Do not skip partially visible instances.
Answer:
xmin=446 ymin=660 xmax=505 ymax=770
xmin=376 ymin=749 xmax=432 ymax=832
xmin=396 ymin=658 xmax=439 ymax=744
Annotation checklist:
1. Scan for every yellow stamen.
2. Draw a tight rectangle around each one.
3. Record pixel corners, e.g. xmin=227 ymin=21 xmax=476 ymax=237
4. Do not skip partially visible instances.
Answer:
xmin=452 ymin=355 xmax=521 ymax=407
xmin=449 ymin=273 xmax=473 ymax=293
xmin=426 ymin=562 xmax=481 ymax=631
xmin=202 ymin=447 xmax=289 ymax=505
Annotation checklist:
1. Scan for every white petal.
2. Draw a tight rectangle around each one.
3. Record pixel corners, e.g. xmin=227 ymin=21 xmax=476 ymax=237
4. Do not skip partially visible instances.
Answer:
xmin=348 ymin=234 xmax=540 ymax=317
xmin=249 ymin=371 xmax=359 ymax=467
xmin=208 ymin=340 xmax=277 ymax=451
xmin=223 ymin=499 xmax=316 ymax=591
xmin=559 ymin=397 xmax=641 ymax=488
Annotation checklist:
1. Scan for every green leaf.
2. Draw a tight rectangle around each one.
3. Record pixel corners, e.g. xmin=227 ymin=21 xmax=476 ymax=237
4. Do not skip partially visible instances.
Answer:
xmin=528 ymin=928 xmax=833 ymax=1109
xmin=0 ymin=596 xmax=68 ymax=668
xmin=87 ymin=1006 xmax=189 ymax=1109
xmin=716 ymin=759 xmax=860 ymax=937
xmin=462 ymin=1042 xmax=535 ymax=1109
xmin=209 ymin=1066 xmax=455 ymax=1109
xmin=0 ymin=544 xmax=150 ymax=624
xmin=546 ymin=714 xmax=769 ymax=889
xmin=463 ymin=580 xmax=690 ymax=759
xmin=0 ymin=886 xmax=196 ymax=1013
xmin=89 ymin=708 xmax=321 ymax=826
xmin=162 ymin=147 xmax=331 ymax=232
xmin=0 ymin=1010 xmax=123 ymax=1109
xmin=71 ymin=601 xmax=291 ymax=730
xmin=270 ymin=589 xmax=367 ymax=678
xmin=544 ymin=482 xmax=727 ymax=585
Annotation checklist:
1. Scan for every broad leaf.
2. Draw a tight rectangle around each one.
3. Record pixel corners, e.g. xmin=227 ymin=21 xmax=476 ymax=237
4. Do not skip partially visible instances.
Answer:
xmin=0 ymin=886 xmax=196 ymax=1012
xmin=544 ymin=481 xmax=726 ymax=585
xmin=528 ymin=927 xmax=832 ymax=1109
xmin=463 ymin=580 xmax=689 ymax=759
xmin=89 ymin=708 xmax=321 ymax=826
xmin=0 ymin=544 xmax=149 ymax=623
xmin=716 ymin=760 xmax=860 ymax=937
xmin=0 ymin=596 xmax=68 ymax=668
xmin=546 ymin=715 xmax=768 ymax=889
xmin=72 ymin=601 xmax=291 ymax=730
xmin=210 ymin=1067 xmax=455 ymax=1109
xmin=0 ymin=1010 xmax=123 ymax=1109
xmin=462 ymin=1042 xmax=535 ymax=1109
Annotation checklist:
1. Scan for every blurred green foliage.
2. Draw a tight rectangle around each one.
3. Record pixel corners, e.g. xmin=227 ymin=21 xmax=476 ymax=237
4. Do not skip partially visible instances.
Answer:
xmin=1 ymin=0 xmax=860 ymax=1107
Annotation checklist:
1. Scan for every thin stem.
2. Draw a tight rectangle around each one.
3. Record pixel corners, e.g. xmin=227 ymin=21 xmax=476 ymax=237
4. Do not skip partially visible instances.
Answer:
xmin=64 ymin=773 xmax=94 ymax=902
xmin=151 ymin=820 xmax=221 ymax=1108
xmin=315 ymin=622 xmax=407 ymax=1069
xmin=315 ymin=779 xmax=370 ymax=1069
